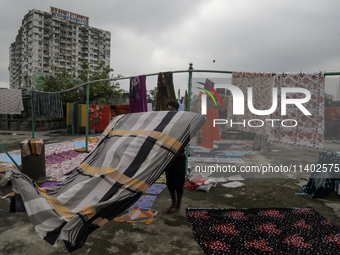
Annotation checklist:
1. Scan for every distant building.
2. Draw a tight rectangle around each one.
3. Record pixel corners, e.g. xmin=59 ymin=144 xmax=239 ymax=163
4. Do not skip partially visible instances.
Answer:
xmin=9 ymin=7 xmax=111 ymax=89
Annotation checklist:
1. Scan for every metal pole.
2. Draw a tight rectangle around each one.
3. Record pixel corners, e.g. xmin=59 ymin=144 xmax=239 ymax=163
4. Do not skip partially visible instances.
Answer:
xmin=185 ymin=63 xmax=193 ymax=176
xmin=85 ymin=82 xmax=90 ymax=153
xmin=31 ymin=88 xmax=35 ymax=139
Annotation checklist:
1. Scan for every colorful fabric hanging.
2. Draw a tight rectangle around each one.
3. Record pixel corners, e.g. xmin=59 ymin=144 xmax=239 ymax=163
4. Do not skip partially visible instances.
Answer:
xmin=227 ymin=72 xmax=273 ymax=135
xmin=0 ymin=89 xmax=24 ymax=114
xmin=66 ymin=103 xmax=78 ymax=126
xmin=10 ymin=111 xmax=205 ymax=252
xmin=197 ymin=106 xmax=220 ymax=149
xmin=32 ymin=91 xmax=63 ymax=118
xmin=268 ymin=72 xmax=325 ymax=149
xmin=77 ymin=104 xmax=87 ymax=127
xmin=129 ymin=75 xmax=147 ymax=113
xmin=154 ymin=72 xmax=176 ymax=111
xmin=147 ymin=103 xmax=153 ymax=111
xmin=89 ymin=105 xmax=110 ymax=131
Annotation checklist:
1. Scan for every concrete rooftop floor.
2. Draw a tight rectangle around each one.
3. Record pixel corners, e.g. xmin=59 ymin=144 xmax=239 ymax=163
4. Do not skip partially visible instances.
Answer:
xmin=0 ymin=129 xmax=340 ymax=255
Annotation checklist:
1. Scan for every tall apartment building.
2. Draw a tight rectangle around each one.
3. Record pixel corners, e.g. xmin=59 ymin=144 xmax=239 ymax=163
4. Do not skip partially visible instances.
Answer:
xmin=9 ymin=7 xmax=111 ymax=89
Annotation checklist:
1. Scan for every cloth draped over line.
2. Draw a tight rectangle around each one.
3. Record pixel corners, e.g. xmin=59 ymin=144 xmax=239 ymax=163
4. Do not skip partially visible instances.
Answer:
xmin=227 ymin=71 xmax=273 ymax=135
xmin=268 ymin=72 xmax=325 ymax=149
xmin=89 ymin=105 xmax=111 ymax=131
xmin=129 ymin=75 xmax=147 ymax=113
xmin=32 ymin=91 xmax=63 ymax=118
xmin=154 ymin=72 xmax=176 ymax=111
xmin=10 ymin=111 xmax=206 ymax=252
xmin=197 ymin=104 xmax=220 ymax=149
xmin=66 ymin=103 xmax=78 ymax=126
xmin=77 ymin=104 xmax=87 ymax=127
xmin=0 ymin=89 xmax=24 ymax=114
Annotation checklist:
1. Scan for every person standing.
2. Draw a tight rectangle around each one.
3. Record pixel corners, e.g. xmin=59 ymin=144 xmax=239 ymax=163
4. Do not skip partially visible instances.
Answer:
xmin=165 ymin=101 xmax=186 ymax=218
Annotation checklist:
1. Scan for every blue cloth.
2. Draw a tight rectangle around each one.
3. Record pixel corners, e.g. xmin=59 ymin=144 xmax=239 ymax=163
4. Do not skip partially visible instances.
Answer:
xmin=68 ymin=141 xmax=86 ymax=147
xmin=0 ymin=154 xmax=22 ymax=165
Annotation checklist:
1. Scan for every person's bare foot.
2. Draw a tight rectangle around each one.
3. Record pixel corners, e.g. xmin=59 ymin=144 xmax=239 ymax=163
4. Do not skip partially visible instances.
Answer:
xmin=165 ymin=204 xmax=176 ymax=213
xmin=171 ymin=208 xmax=180 ymax=218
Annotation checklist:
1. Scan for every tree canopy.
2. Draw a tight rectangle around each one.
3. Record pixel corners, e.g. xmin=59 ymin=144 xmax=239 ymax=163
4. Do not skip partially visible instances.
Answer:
xmin=38 ymin=61 xmax=124 ymax=103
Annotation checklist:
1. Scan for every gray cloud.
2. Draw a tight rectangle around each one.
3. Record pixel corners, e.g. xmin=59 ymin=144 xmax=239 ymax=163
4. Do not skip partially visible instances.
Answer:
xmin=1 ymin=0 xmax=340 ymax=99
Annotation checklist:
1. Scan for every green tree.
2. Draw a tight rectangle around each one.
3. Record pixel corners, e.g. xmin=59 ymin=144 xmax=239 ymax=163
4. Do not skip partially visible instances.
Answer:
xmin=147 ymin=87 xmax=156 ymax=105
xmin=39 ymin=61 xmax=124 ymax=103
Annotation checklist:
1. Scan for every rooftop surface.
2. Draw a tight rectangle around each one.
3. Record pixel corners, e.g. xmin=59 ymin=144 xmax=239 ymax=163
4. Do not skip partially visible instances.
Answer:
xmin=0 ymin=129 xmax=339 ymax=255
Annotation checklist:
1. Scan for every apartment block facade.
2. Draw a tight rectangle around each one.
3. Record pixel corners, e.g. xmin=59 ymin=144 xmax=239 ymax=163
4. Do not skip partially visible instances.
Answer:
xmin=9 ymin=7 xmax=111 ymax=89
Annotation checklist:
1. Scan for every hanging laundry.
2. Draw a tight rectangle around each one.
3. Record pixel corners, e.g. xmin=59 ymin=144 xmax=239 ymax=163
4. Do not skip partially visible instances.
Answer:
xmin=147 ymin=103 xmax=153 ymax=111
xmin=89 ymin=105 xmax=110 ymax=131
xmin=10 ymin=110 xmax=205 ymax=252
xmin=129 ymin=75 xmax=147 ymax=113
xmin=0 ymin=89 xmax=24 ymax=114
xmin=227 ymin=72 xmax=273 ymax=135
xmin=77 ymin=104 xmax=87 ymax=127
xmin=32 ymin=91 xmax=63 ymax=118
xmin=197 ymin=105 xmax=220 ymax=149
xmin=66 ymin=103 xmax=78 ymax=126
xmin=268 ymin=72 xmax=325 ymax=149
xmin=154 ymin=72 xmax=176 ymax=111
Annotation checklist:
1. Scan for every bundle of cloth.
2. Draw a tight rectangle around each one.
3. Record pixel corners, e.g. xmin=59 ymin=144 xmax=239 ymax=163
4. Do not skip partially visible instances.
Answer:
xmin=10 ymin=111 xmax=205 ymax=252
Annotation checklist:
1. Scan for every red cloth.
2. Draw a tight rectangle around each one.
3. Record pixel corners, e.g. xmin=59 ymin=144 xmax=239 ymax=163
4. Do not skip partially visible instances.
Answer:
xmin=197 ymin=107 xmax=220 ymax=149
xmin=110 ymin=105 xmax=129 ymax=119
xmin=89 ymin=105 xmax=110 ymax=131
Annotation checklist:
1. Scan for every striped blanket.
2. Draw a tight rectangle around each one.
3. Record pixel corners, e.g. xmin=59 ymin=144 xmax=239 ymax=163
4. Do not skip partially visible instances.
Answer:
xmin=11 ymin=111 xmax=205 ymax=252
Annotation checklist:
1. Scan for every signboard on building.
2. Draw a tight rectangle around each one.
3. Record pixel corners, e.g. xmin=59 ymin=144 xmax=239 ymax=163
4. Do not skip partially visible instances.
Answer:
xmin=50 ymin=7 xmax=89 ymax=26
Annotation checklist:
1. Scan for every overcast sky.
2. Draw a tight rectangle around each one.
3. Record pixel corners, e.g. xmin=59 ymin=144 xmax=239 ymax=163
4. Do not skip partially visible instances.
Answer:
xmin=1 ymin=0 xmax=340 ymax=99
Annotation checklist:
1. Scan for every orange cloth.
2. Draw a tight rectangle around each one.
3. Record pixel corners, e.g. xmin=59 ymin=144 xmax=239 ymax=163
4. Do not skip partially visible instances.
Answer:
xmin=197 ymin=107 xmax=220 ymax=149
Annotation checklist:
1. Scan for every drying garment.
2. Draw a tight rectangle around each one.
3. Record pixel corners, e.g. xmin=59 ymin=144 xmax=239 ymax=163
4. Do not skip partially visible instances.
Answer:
xmin=32 ymin=91 xmax=63 ymax=118
xmin=10 ymin=111 xmax=205 ymax=252
xmin=268 ymin=72 xmax=325 ymax=149
xmin=129 ymin=75 xmax=147 ymax=113
xmin=66 ymin=103 xmax=78 ymax=126
xmin=89 ymin=105 xmax=111 ymax=131
xmin=154 ymin=72 xmax=177 ymax=111
xmin=77 ymin=104 xmax=87 ymax=127
xmin=197 ymin=106 xmax=220 ymax=149
xmin=227 ymin=71 xmax=273 ymax=135
xmin=0 ymin=89 xmax=24 ymax=114
xmin=147 ymin=103 xmax=153 ymax=111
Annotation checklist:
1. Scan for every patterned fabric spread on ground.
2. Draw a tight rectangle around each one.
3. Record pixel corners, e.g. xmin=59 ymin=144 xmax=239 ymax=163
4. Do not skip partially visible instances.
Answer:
xmin=10 ymin=111 xmax=205 ymax=252
xmin=186 ymin=207 xmax=340 ymax=255
xmin=268 ymin=72 xmax=325 ymax=149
